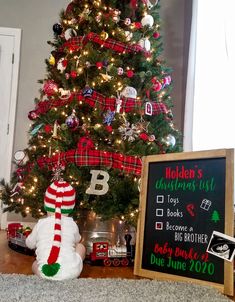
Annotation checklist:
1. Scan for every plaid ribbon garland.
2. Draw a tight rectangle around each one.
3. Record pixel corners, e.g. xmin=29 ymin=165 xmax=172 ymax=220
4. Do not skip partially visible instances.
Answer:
xmin=59 ymin=36 xmax=86 ymax=52
xmin=86 ymin=32 xmax=144 ymax=54
xmin=37 ymin=149 xmax=142 ymax=176
xmin=152 ymin=102 xmax=168 ymax=115
xmin=80 ymin=91 xmax=142 ymax=112
xmin=33 ymin=90 xmax=167 ymax=117
xmin=59 ymin=33 xmax=145 ymax=54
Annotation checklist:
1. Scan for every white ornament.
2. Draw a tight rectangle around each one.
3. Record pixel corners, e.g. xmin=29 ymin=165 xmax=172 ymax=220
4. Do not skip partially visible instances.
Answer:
xmin=64 ymin=28 xmax=77 ymax=41
xmin=10 ymin=182 xmax=24 ymax=197
xmin=58 ymin=88 xmax=71 ymax=100
xmin=117 ymin=67 xmax=124 ymax=75
xmin=14 ymin=150 xmax=29 ymax=166
xmin=145 ymin=102 xmax=153 ymax=116
xmin=146 ymin=0 xmax=159 ymax=10
xmin=57 ymin=58 xmax=66 ymax=73
xmin=138 ymin=38 xmax=151 ymax=51
xmin=113 ymin=15 xmax=120 ymax=23
xmin=141 ymin=15 xmax=154 ymax=27
xmin=120 ymin=86 xmax=137 ymax=99
xmin=86 ymin=170 xmax=110 ymax=195
xmin=124 ymin=31 xmax=133 ymax=42
xmin=96 ymin=15 xmax=102 ymax=23
xmin=116 ymin=97 xmax=122 ymax=113
xmin=165 ymin=134 xmax=176 ymax=147
xmin=124 ymin=18 xmax=132 ymax=26
xmin=118 ymin=122 xmax=139 ymax=142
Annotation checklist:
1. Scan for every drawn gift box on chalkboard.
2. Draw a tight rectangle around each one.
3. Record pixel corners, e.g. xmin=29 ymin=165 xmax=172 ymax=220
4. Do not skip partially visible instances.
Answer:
xmin=207 ymin=231 xmax=235 ymax=262
xmin=200 ymin=199 xmax=212 ymax=211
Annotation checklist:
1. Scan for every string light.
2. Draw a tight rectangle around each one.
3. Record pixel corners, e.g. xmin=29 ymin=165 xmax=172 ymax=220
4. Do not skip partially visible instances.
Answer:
xmin=25 ymin=207 xmax=30 ymax=214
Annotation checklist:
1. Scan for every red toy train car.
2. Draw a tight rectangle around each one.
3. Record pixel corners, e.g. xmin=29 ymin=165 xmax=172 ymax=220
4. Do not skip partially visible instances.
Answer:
xmin=89 ymin=234 xmax=135 ymax=266
xmin=7 ymin=223 xmax=34 ymax=255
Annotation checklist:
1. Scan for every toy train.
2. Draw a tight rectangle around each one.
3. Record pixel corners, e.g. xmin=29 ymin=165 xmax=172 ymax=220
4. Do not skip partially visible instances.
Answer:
xmin=89 ymin=234 xmax=135 ymax=266
xmin=6 ymin=223 xmax=136 ymax=266
xmin=7 ymin=223 xmax=34 ymax=255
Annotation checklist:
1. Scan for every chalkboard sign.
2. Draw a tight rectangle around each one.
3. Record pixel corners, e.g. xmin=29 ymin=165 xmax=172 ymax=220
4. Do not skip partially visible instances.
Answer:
xmin=134 ymin=149 xmax=234 ymax=296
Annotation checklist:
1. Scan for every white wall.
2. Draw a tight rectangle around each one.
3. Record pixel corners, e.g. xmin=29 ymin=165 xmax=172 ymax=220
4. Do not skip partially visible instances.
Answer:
xmin=0 ymin=0 xmax=69 ymax=154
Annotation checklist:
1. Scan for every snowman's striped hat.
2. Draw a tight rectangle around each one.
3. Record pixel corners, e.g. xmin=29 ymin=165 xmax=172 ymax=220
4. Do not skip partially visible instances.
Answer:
xmin=42 ymin=180 xmax=76 ymax=277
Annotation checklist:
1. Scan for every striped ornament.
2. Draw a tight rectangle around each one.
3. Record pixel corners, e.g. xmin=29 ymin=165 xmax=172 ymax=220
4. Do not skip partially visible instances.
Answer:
xmin=42 ymin=180 xmax=75 ymax=277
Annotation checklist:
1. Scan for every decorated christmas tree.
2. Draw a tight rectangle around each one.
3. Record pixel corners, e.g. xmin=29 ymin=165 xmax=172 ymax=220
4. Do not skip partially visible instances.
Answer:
xmin=1 ymin=0 xmax=182 ymax=225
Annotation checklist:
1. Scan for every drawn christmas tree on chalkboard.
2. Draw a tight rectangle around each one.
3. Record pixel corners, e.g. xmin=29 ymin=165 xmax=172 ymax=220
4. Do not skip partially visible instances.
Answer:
xmin=211 ymin=210 xmax=220 ymax=223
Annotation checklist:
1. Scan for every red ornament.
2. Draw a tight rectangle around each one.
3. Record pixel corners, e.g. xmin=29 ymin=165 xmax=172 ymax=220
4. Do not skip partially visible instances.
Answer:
xmin=134 ymin=22 xmax=142 ymax=29
xmin=44 ymin=124 xmax=52 ymax=133
xmin=126 ymin=70 xmax=134 ymax=78
xmin=153 ymin=81 xmax=162 ymax=92
xmin=96 ymin=62 xmax=103 ymax=69
xmin=144 ymin=51 xmax=152 ymax=58
xmin=151 ymin=77 xmax=158 ymax=84
xmin=105 ymin=125 xmax=113 ymax=133
xmin=139 ymin=133 xmax=149 ymax=141
xmin=43 ymin=80 xmax=58 ymax=96
xmin=70 ymin=70 xmax=77 ymax=78
xmin=77 ymin=137 xmax=95 ymax=151
xmin=153 ymin=32 xmax=160 ymax=39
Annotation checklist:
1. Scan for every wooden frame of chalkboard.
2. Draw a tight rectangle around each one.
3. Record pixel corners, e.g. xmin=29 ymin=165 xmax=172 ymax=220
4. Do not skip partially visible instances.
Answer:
xmin=134 ymin=149 xmax=234 ymax=296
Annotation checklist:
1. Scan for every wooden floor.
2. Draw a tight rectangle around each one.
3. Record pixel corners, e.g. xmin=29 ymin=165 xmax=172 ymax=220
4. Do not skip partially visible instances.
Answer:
xmin=0 ymin=230 xmax=139 ymax=278
xmin=0 ymin=230 xmax=233 ymax=300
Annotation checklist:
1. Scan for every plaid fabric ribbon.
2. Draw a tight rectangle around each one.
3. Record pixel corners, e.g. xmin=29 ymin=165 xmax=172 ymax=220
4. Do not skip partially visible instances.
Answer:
xmin=152 ymin=102 xmax=168 ymax=115
xmin=80 ymin=91 xmax=142 ymax=112
xmin=59 ymin=33 xmax=145 ymax=54
xmin=37 ymin=149 xmax=142 ymax=176
xmin=33 ymin=91 xmax=167 ymax=117
xmin=86 ymin=32 xmax=144 ymax=54
xmin=35 ymin=96 xmax=74 ymax=114
xmin=59 ymin=36 xmax=86 ymax=52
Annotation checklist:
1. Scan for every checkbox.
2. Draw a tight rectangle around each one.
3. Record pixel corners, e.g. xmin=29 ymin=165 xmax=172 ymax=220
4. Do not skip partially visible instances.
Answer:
xmin=156 ymin=209 xmax=163 ymax=216
xmin=155 ymin=222 xmax=163 ymax=230
xmin=156 ymin=195 xmax=164 ymax=203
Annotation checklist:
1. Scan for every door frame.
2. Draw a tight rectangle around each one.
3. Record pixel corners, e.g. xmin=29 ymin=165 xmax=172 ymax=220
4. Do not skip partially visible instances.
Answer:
xmin=0 ymin=27 xmax=21 ymax=229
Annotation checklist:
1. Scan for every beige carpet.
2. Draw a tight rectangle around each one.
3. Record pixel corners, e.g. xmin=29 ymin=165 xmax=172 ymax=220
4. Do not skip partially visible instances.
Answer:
xmin=0 ymin=273 xmax=232 ymax=302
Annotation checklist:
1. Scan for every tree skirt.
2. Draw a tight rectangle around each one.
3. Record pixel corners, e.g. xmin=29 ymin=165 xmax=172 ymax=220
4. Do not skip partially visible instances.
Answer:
xmin=0 ymin=274 xmax=231 ymax=302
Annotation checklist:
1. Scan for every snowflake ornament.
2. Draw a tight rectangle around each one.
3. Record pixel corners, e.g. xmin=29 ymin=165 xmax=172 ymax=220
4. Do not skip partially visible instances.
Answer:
xmin=118 ymin=122 xmax=139 ymax=142
xmin=51 ymin=161 xmax=65 ymax=182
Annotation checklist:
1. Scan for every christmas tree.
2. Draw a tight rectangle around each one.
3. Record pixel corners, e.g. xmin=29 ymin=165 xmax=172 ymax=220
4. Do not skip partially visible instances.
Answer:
xmin=1 ymin=0 xmax=182 ymax=225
